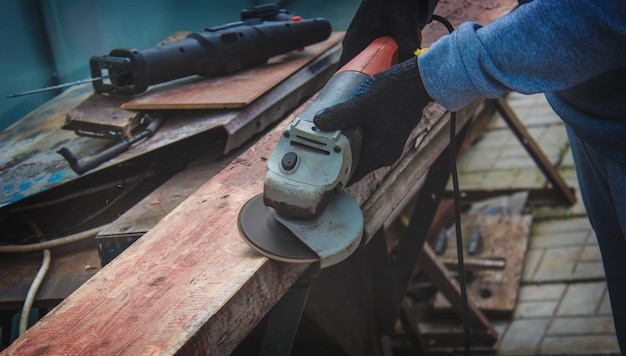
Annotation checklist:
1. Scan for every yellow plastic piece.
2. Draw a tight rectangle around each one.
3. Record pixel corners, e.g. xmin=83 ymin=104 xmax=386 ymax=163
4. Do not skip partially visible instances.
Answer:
xmin=414 ymin=47 xmax=429 ymax=57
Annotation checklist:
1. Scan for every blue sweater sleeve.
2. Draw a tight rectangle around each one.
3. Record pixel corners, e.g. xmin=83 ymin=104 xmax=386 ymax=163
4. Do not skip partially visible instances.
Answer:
xmin=418 ymin=0 xmax=626 ymax=111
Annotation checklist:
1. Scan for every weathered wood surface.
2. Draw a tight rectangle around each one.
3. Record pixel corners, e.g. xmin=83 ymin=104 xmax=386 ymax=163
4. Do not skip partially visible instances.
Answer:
xmin=96 ymin=144 xmax=228 ymax=240
xmin=421 ymin=0 xmax=518 ymax=46
xmin=121 ymin=33 xmax=344 ymax=110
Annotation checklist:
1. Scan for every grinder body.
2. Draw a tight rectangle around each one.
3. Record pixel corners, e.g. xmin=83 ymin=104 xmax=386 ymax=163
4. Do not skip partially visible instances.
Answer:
xmin=263 ymin=71 xmax=366 ymax=219
xmin=264 ymin=36 xmax=399 ymax=219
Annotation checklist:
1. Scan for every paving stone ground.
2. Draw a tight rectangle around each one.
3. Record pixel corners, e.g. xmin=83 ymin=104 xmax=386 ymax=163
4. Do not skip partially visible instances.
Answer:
xmin=455 ymin=93 xmax=620 ymax=355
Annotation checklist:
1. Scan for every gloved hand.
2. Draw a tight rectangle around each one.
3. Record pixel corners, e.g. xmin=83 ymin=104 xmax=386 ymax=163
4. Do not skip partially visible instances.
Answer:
xmin=313 ymin=57 xmax=433 ymax=184
xmin=339 ymin=0 xmax=437 ymax=67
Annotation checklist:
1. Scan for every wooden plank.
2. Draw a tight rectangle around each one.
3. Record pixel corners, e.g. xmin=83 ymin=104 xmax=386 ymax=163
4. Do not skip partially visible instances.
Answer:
xmin=63 ymin=94 xmax=142 ymax=139
xmin=121 ymin=33 xmax=344 ymax=110
xmin=95 ymin=139 xmax=232 ymax=265
xmin=421 ymin=0 xmax=518 ymax=46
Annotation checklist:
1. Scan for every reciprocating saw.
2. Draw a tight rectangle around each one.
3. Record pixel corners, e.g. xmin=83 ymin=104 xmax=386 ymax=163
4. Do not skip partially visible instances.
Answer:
xmin=89 ymin=3 xmax=332 ymax=95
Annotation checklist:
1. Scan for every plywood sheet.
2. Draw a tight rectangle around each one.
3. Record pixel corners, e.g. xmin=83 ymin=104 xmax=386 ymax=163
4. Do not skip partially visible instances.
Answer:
xmin=121 ymin=32 xmax=344 ymax=110
xmin=433 ymin=212 xmax=532 ymax=316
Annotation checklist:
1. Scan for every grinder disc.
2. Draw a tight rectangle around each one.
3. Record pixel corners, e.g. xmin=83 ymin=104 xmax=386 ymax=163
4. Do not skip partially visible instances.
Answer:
xmin=238 ymin=194 xmax=318 ymax=263
xmin=238 ymin=192 xmax=364 ymax=267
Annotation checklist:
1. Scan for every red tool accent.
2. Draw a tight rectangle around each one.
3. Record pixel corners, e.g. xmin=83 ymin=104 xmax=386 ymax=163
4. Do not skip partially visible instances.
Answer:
xmin=336 ymin=36 xmax=399 ymax=76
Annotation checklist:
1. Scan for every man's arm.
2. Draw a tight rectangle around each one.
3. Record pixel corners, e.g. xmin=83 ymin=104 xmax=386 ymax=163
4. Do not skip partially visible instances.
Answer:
xmin=420 ymin=0 xmax=626 ymax=111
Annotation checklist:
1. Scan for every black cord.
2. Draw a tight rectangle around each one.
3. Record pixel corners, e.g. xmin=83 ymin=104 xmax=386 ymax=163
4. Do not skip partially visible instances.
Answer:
xmin=53 ymin=165 xmax=152 ymax=238
xmin=431 ymin=14 xmax=471 ymax=355
xmin=450 ymin=111 xmax=471 ymax=355
xmin=17 ymin=165 xmax=153 ymax=243
xmin=432 ymin=15 xmax=455 ymax=34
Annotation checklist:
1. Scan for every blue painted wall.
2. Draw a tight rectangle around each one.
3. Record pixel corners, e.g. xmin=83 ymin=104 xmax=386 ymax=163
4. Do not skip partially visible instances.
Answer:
xmin=0 ymin=0 xmax=58 ymax=130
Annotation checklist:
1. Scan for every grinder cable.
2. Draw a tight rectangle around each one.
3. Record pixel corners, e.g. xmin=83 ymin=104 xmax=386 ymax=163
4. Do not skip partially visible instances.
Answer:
xmin=430 ymin=14 xmax=472 ymax=355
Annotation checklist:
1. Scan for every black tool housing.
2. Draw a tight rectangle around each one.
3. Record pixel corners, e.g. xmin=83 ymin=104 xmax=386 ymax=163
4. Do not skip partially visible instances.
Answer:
xmin=89 ymin=5 xmax=331 ymax=95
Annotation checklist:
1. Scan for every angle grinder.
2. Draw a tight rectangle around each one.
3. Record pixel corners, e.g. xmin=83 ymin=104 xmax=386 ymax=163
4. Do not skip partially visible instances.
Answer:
xmin=238 ymin=36 xmax=399 ymax=267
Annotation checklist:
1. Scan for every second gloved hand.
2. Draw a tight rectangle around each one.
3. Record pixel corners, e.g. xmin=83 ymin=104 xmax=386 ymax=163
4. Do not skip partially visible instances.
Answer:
xmin=313 ymin=57 xmax=433 ymax=184
xmin=338 ymin=0 xmax=438 ymax=67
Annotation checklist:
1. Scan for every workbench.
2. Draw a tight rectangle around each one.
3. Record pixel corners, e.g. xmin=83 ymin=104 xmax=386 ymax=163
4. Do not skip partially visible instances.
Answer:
xmin=1 ymin=1 xmax=530 ymax=354
xmin=0 ymin=32 xmax=344 ymax=347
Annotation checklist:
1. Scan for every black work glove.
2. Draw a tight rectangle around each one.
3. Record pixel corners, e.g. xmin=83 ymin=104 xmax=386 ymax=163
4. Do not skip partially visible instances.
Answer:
xmin=314 ymin=57 xmax=432 ymax=185
xmin=339 ymin=0 xmax=437 ymax=67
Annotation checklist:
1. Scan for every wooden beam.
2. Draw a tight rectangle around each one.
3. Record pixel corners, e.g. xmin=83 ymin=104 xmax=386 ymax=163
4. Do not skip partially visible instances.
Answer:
xmin=359 ymin=102 xmax=479 ymax=244
xmin=418 ymin=245 xmax=498 ymax=343
xmin=494 ymin=97 xmax=577 ymax=205
xmin=6 ymin=112 xmax=309 ymax=355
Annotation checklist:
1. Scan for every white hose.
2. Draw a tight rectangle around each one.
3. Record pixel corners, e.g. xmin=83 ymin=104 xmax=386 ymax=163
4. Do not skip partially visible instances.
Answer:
xmin=19 ymin=249 xmax=51 ymax=335
xmin=8 ymin=226 xmax=104 ymax=334
xmin=0 ymin=226 xmax=103 ymax=253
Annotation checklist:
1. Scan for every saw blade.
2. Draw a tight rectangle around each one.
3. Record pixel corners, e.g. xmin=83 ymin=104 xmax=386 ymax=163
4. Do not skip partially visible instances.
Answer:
xmin=238 ymin=194 xmax=318 ymax=263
